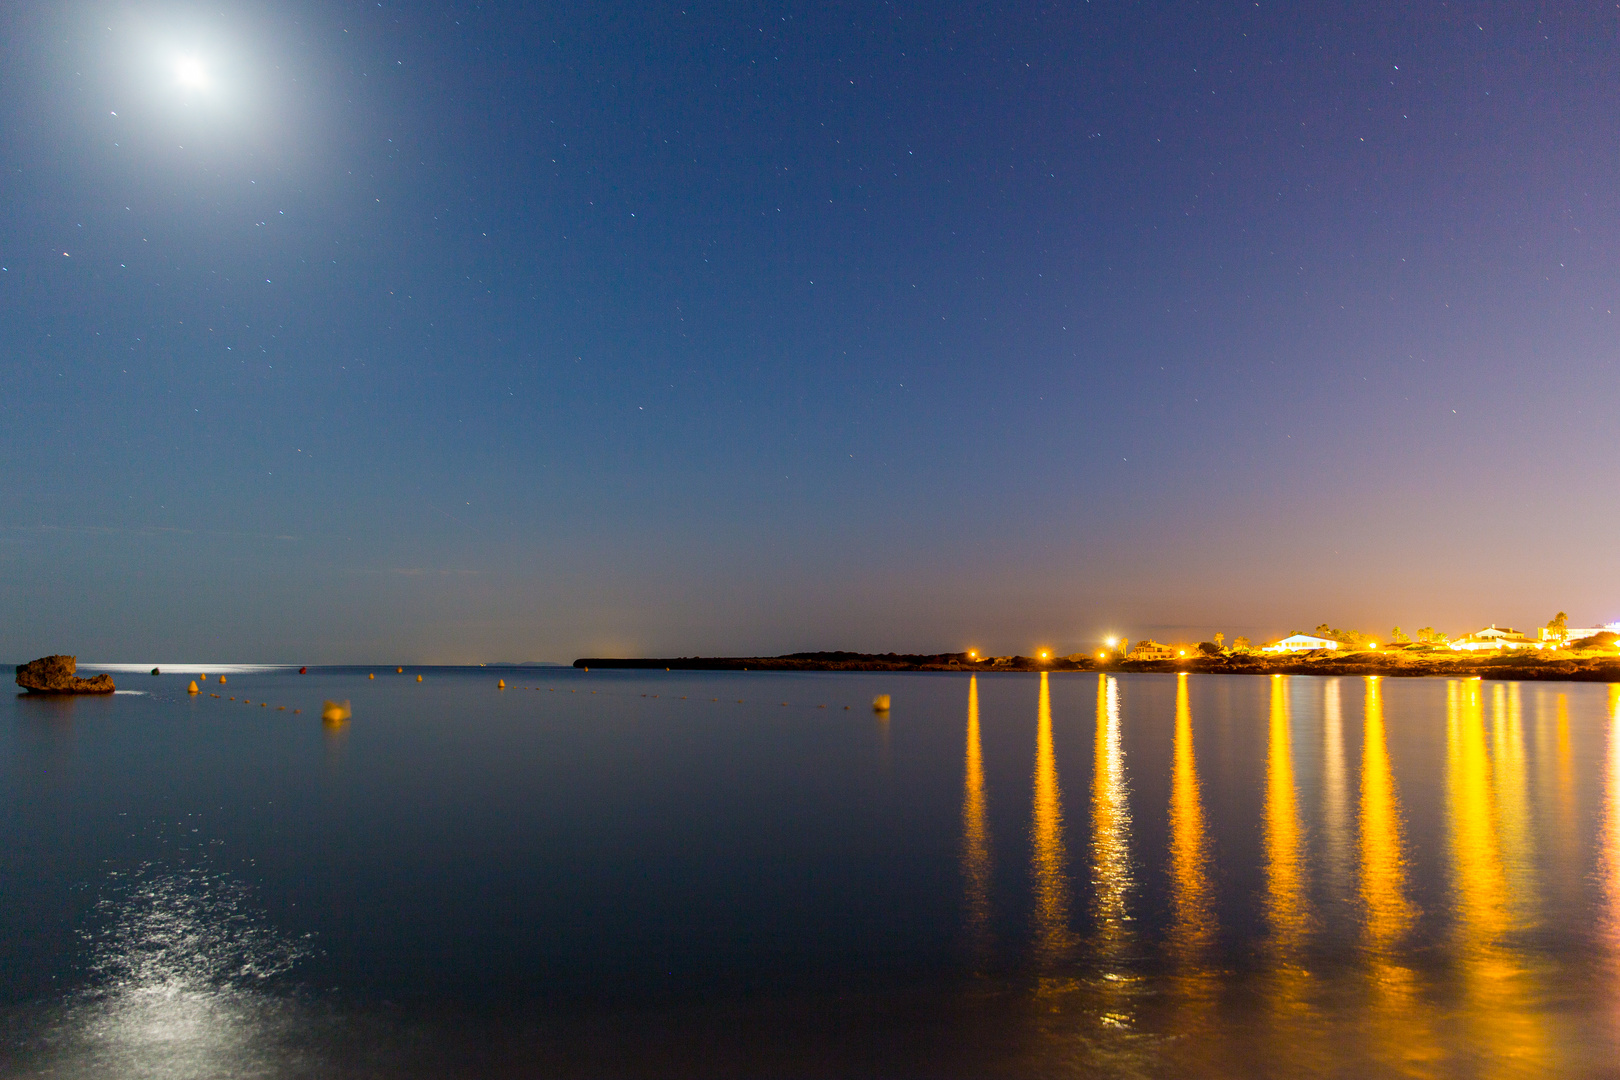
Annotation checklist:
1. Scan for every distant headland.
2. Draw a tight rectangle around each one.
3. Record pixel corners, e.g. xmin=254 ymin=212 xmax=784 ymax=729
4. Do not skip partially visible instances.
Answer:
xmin=574 ymin=648 xmax=1620 ymax=682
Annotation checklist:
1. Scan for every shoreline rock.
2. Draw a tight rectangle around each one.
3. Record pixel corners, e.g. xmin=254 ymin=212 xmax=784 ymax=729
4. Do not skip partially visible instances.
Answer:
xmin=15 ymin=655 xmax=116 ymax=694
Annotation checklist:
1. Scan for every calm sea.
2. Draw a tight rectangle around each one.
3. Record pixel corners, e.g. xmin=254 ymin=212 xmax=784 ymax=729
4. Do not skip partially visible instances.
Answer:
xmin=2 ymin=667 xmax=1617 ymax=1078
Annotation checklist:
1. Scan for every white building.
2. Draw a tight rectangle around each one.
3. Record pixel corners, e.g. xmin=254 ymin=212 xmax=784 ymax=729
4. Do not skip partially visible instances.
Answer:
xmin=1260 ymin=634 xmax=1340 ymax=653
xmin=1128 ymin=640 xmax=1177 ymax=661
xmin=1450 ymin=625 xmax=1539 ymax=651
xmin=1540 ymin=622 xmax=1620 ymax=644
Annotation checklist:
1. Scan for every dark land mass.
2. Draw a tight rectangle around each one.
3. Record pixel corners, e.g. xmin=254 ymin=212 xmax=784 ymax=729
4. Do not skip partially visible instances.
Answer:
xmin=575 ymin=649 xmax=1620 ymax=682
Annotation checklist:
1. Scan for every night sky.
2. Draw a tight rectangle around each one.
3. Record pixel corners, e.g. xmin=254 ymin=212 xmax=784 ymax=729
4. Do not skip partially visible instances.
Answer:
xmin=3 ymin=2 xmax=1616 ymax=663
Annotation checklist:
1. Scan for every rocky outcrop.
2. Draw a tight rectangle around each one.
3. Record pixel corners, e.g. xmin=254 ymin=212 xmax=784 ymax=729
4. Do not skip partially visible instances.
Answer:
xmin=15 ymin=655 xmax=115 ymax=694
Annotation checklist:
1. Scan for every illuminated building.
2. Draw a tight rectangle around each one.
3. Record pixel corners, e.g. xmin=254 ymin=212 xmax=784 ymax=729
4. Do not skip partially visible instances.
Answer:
xmin=1449 ymin=625 xmax=1539 ymax=651
xmin=1127 ymin=640 xmax=1176 ymax=661
xmin=1260 ymin=633 xmax=1339 ymax=653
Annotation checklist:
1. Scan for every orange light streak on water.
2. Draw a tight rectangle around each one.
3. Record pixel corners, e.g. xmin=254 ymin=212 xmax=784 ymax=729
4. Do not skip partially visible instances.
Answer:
xmin=961 ymin=676 xmax=992 ymax=958
xmin=1263 ymin=675 xmax=1311 ymax=1045
xmin=1446 ymin=678 xmax=1548 ymax=1076
xmin=1168 ymin=673 xmax=1213 ymax=951
xmin=1090 ymin=674 xmax=1136 ymax=1027
xmin=1030 ymin=671 xmax=1072 ymax=967
xmin=1602 ymin=684 xmax=1620 ymax=950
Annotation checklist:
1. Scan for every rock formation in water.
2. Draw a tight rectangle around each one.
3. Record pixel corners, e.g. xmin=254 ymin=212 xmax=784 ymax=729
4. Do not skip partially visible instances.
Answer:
xmin=15 ymin=655 xmax=116 ymax=694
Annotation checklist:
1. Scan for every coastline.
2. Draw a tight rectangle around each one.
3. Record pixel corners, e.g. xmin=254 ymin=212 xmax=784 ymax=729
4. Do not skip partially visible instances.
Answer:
xmin=574 ymin=650 xmax=1620 ymax=682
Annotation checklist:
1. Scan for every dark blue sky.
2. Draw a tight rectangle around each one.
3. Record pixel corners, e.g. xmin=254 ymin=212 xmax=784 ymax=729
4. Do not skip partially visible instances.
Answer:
xmin=3 ymin=1 xmax=1617 ymax=662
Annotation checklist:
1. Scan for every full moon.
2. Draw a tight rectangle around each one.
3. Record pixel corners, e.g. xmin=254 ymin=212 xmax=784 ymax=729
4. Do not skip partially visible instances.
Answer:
xmin=175 ymin=56 xmax=209 ymax=90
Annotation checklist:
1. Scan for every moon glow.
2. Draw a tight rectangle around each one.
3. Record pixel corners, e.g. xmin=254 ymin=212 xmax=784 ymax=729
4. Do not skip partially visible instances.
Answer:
xmin=175 ymin=56 xmax=209 ymax=90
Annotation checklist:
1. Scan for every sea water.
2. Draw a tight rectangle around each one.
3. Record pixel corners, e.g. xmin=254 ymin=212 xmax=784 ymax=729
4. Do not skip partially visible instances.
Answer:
xmin=2 ymin=667 xmax=1617 ymax=1077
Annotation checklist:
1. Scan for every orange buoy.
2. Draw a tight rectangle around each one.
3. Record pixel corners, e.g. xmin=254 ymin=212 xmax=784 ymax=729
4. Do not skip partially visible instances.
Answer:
xmin=219 ymin=676 xmax=227 ymax=684
xmin=397 ymin=667 xmax=404 ymax=673
xmin=299 ymin=666 xmax=307 ymax=674
xmin=416 ymin=674 xmax=423 ymax=682
xmin=187 ymin=681 xmax=199 ymax=694
xmin=369 ymin=673 xmax=375 ymax=679
xmin=497 ymin=679 xmax=506 ymax=689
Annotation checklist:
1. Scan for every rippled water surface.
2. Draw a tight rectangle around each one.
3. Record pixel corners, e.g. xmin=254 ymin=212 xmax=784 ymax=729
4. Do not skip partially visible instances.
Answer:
xmin=3 ymin=667 xmax=1619 ymax=1077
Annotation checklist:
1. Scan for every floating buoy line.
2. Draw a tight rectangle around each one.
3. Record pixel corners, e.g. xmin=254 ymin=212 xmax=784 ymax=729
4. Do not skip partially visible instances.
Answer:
xmin=171 ymin=672 xmax=880 ymax=720
xmin=505 ymin=683 xmax=879 ymax=714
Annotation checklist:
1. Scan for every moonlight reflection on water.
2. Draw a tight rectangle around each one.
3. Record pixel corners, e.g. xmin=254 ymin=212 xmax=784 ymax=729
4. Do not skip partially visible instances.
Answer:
xmin=27 ymin=865 xmax=315 ymax=1080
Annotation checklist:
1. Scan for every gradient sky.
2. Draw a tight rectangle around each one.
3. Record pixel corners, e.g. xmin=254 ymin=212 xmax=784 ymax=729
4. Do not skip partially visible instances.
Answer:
xmin=3 ymin=1 xmax=1617 ymax=663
